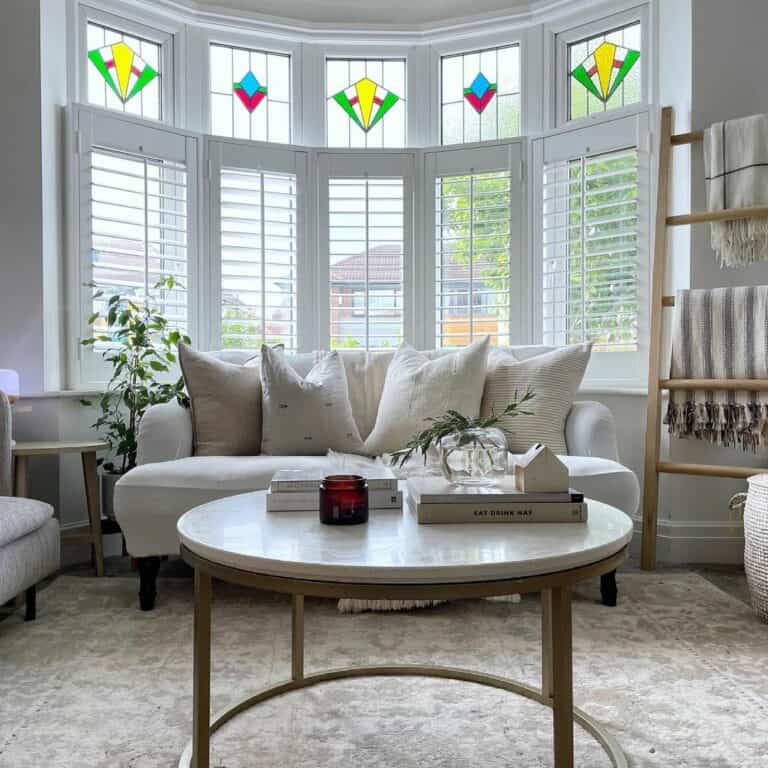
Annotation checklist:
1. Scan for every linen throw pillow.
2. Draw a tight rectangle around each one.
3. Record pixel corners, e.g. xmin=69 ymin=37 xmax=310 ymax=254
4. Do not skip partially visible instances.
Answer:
xmin=178 ymin=343 xmax=262 ymax=456
xmin=260 ymin=345 xmax=366 ymax=456
xmin=480 ymin=344 xmax=592 ymax=454
xmin=364 ymin=337 xmax=490 ymax=457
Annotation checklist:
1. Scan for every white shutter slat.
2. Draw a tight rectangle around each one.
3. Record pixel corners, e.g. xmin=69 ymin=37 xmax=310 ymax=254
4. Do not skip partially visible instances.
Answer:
xmin=328 ymin=177 xmax=405 ymax=351
xmin=87 ymin=148 xmax=189 ymax=340
xmin=220 ymin=168 xmax=298 ymax=352
xmin=435 ymin=170 xmax=512 ymax=348
xmin=541 ymin=147 xmax=639 ymax=352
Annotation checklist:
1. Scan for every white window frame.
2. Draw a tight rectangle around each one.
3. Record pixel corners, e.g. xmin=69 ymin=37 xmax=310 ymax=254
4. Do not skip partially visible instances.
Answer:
xmin=434 ymin=34 xmax=525 ymax=146
xmin=68 ymin=103 xmax=200 ymax=389
xmin=206 ymin=137 xmax=311 ymax=352
xmin=199 ymin=30 xmax=303 ymax=143
xmin=553 ymin=4 xmax=649 ymax=129
xmin=531 ymin=108 xmax=650 ymax=390
xmin=317 ymin=150 xmax=416 ymax=351
xmin=76 ymin=3 xmax=179 ymax=125
xmin=422 ymin=139 xmax=526 ymax=350
xmin=321 ymin=45 xmax=417 ymax=148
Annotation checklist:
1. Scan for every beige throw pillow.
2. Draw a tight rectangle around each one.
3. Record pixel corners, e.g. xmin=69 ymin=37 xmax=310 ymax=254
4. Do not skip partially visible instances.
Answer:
xmin=260 ymin=346 xmax=366 ymax=456
xmin=364 ymin=337 xmax=490 ymax=457
xmin=480 ymin=344 xmax=591 ymax=454
xmin=179 ymin=343 xmax=262 ymax=456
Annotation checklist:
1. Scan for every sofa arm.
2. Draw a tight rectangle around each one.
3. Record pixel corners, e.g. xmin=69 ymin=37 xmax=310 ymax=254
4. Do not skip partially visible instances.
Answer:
xmin=136 ymin=402 xmax=193 ymax=465
xmin=565 ymin=401 xmax=620 ymax=461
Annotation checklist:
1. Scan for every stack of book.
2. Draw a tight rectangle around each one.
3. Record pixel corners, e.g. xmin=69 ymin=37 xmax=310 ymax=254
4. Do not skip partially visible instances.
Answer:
xmin=266 ymin=467 xmax=402 ymax=512
xmin=406 ymin=476 xmax=587 ymax=524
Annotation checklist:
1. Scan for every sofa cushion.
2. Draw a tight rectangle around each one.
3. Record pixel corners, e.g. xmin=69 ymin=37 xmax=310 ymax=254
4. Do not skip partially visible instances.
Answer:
xmin=364 ymin=337 xmax=490 ymax=456
xmin=260 ymin=346 xmax=366 ymax=455
xmin=115 ymin=453 xmax=639 ymax=558
xmin=0 ymin=497 xmax=54 ymax=548
xmin=481 ymin=344 xmax=591 ymax=454
xmin=179 ymin=343 xmax=262 ymax=456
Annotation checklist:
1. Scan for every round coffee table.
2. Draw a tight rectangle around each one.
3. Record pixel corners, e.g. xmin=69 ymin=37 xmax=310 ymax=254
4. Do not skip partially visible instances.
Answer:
xmin=177 ymin=491 xmax=633 ymax=768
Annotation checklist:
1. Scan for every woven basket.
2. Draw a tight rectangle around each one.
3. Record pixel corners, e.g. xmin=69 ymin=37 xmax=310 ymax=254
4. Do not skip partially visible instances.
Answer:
xmin=740 ymin=474 xmax=768 ymax=623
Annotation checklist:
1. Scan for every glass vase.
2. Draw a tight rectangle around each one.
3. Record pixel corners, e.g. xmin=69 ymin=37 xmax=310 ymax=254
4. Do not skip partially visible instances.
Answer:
xmin=439 ymin=427 xmax=508 ymax=487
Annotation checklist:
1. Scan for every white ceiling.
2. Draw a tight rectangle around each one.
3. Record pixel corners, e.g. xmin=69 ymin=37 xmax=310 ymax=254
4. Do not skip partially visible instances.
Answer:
xmin=199 ymin=0 xmax=533 ymax=27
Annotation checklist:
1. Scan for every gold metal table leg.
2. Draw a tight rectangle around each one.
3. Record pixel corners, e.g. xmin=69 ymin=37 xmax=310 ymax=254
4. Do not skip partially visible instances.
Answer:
xmin=551 ymin=586 xmax=574 ymax=768
xmin=292 ymin=595 xmax=304 ymax=681
xmin=541 ymin=588 xmax=554 ymax=701
xmin=192 ymin=570 xmax=212 ymax=768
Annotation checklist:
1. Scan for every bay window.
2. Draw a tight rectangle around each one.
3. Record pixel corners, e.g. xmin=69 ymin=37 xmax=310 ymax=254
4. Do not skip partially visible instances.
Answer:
xmin=67 ymin=1 xmax=654 ymax=389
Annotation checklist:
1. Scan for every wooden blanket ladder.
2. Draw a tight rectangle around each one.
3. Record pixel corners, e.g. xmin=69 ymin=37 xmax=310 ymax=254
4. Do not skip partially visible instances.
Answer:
xmin=641 ymin=106 xmax=768 ymax=569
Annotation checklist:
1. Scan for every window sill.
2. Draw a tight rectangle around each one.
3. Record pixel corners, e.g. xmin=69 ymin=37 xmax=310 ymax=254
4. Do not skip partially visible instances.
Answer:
xmin=579 ymin=386 xmax=647 ymax=397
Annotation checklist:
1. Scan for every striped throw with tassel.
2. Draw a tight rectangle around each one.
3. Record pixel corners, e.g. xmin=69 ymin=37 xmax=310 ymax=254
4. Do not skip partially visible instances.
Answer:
xmin=664 ymin=286 xmax=768 ymax=450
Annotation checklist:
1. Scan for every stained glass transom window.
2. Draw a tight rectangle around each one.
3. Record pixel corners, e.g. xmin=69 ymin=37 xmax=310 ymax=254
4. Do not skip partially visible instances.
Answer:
xmin=441 ymin=45 xmax=520 ymax=146
xmin=568 ymin=22 xmax=641 ymax=121
xmin=210 ymin=44 xmax=291 ymax=143
xmin=326 ymin=59 xmax=406 ymax=148
xmin=87 ymin=22 xmax=162 ymax=120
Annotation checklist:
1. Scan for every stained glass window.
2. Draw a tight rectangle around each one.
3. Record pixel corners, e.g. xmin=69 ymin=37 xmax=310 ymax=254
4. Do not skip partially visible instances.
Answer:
xmin=441 ymin=45 xmax=520 ymax=146
xmin=326 ymin=59 xmax=406 ymax=148
xmin=210 ymin=44 xmax=291 ymax=143
xmin=87 ymin=22 xmax=162 ymax=120
xmin=568 ymin=22 xmax=641 ymax=120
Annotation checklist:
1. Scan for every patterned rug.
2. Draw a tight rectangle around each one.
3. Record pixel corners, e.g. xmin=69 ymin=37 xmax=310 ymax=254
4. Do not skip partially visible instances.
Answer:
xmin=0 ymin=571 xmax=767 ymax=767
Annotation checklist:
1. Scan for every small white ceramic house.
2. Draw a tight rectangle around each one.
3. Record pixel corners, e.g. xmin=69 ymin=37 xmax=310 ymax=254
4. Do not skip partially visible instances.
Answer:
xmin=514 ymin=443 xmax=569 ymax=493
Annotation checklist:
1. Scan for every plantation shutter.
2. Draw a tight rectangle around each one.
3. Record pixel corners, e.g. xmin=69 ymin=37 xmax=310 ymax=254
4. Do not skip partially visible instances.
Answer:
xmin=318 ymin=151 xmax=414 ymax=351
xmin=533 ymin=110 xmax=649 ymax=388
xmin=541 ymin=146 xmax=639 ymax=351
xmin=328 ymin=177 xmax=405 ymax=350
xmin=434 ymin=169 xmax=513 ymax=347
xmin=209 ymin=140 xmax=308 ymax=352
xmin=75 ymin=106 xmax=198 ymax=387
xmin=424 ymin=141 xmax=522 ymax=350
xmin=88 ymin=149 xmax=189 ymax=332
xmin=219 ymin=168 xmax=298 ymax=351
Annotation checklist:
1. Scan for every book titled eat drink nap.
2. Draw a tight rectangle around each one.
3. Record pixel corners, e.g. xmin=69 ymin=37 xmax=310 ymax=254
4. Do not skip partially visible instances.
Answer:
xmin=406 ymin=476 xmax=587 ymax=524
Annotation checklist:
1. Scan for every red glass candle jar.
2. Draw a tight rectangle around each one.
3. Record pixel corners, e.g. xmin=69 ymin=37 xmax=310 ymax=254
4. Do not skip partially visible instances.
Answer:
xmin=319 ymin=475 xmax=369 ymax=525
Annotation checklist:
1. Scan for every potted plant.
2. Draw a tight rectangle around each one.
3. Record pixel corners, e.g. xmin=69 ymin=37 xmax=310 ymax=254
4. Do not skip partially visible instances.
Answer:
xmin=80 ymin=277 xmax=190 ymax=518
xmin=390 ymin=390 xmax=535 ymax=486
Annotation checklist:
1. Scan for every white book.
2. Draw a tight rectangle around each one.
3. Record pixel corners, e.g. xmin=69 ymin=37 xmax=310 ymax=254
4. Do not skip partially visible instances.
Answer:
xmin=406 ymin=476 xmax=583 ymax=505
xmin=270 ymin=467 xmax=398 ymax=493
xmin=410 ymin=496 xmax=588 ymax=525
xmin=266 ymin=489 xmax=403 ymax=512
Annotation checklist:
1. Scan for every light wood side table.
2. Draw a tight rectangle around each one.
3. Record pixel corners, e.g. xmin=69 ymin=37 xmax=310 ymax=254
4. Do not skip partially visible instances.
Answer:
xmin=12 ymin=440 xmax=109 ymax=577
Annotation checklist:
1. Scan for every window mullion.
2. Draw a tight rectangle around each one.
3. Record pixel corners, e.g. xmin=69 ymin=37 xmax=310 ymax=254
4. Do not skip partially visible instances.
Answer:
xmin=579 ymin=156 xmax=587 ymax=344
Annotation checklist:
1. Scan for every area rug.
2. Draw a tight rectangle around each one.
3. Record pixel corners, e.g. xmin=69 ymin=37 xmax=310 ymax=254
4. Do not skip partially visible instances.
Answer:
xmin=1 ymin=571 xmax=767 ymax=767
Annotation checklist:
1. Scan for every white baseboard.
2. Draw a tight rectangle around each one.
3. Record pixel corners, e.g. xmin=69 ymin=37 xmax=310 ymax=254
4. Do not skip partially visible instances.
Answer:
xmin=630 ymin=515 xmax=745 ymax=565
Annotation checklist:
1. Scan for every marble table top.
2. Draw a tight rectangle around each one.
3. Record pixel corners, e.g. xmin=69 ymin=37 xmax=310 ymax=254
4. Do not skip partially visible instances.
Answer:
xmin=177 ymin=491 xmax=633 ymax=584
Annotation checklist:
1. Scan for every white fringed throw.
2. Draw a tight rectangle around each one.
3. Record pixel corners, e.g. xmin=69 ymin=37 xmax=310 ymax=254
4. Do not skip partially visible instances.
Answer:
xmin=664 ymin=287 xmax=768 ymax=450
xmin=705 ymin=114 xmax=768 ymax=268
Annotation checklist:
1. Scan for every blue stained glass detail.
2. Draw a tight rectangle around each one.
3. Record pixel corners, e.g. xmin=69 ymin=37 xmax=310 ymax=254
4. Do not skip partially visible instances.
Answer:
xmin=239 ymin=71 xmax=261 ymax=98
xmin=469 ymin=72 xmax=491 ymax=99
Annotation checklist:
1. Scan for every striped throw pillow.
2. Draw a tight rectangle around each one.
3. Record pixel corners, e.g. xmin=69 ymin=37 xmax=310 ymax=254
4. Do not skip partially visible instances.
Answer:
xmin=480 ymin=344 xmax=591 ymax=454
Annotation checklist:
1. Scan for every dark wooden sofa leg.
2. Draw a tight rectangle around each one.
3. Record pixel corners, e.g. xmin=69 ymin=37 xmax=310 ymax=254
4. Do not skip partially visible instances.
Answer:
xmin=25 ymin=585 xmax=36 ymax=621
xmin=138 ymin=556 xmax=161 ymax=611
xmin=600 ymin=570 xmax=618 ymax=607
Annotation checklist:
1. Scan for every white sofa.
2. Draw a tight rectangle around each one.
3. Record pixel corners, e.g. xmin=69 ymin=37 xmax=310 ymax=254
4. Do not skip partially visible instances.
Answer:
xmin=115 ymin=346 xmax=639 ymax=610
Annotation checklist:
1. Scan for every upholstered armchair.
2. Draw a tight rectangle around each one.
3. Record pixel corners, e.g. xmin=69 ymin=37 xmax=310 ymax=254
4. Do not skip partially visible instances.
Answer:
xmin=0 ymin=391 xmax=60 ymax=620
